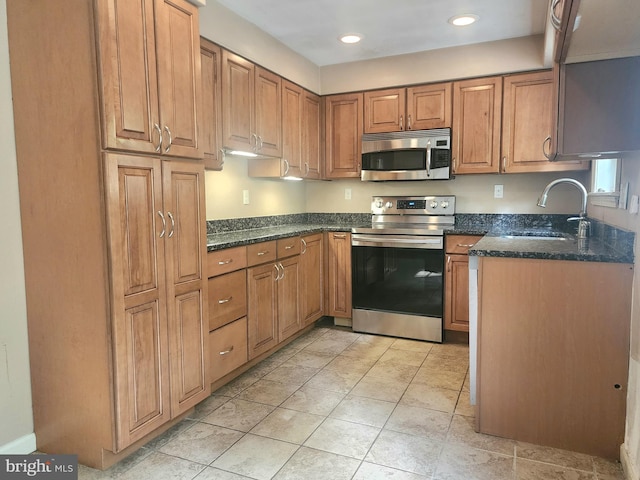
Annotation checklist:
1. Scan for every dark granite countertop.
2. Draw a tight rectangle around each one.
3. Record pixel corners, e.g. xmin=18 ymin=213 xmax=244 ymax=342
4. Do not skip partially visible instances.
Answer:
xmin=206 ymin=213 xmax=635 ymax=263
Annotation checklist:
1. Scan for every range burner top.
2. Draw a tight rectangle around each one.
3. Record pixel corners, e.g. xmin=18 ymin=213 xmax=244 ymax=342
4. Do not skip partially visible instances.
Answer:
xmin=352 ymin=195 xmax=456 ymax=236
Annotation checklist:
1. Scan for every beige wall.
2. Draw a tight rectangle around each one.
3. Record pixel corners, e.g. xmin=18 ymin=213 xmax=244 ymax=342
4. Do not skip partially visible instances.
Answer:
xmin=320 ymin=35 xmax=546 ymax=94
xmin=589 ymin=153 xmax=640 ymax=476
xmin=198 ymin=1 xmax=320 ymax=93
xmin=205 ymin=157 xmax=307 ymax=220
xmin=0 ymin=0 xmax=34 ymax=453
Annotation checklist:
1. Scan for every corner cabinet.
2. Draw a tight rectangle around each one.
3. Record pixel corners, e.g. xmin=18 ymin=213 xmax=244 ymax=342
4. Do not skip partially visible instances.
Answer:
xmin=501 ymin=71 xmax=588 ymax=173
xmin=98 ymin=0 xmax=202 ymax=159
xmin=7 ymin=0 xmax=207 ymax=469
xmin=444 ymin=235 xmax=482 ymax=332
xmin=325 ymin=93 xmax=363 ymax=179
xmin=302 ymin=91 xmax=322 ymax=179
xmin=106 ymin=155 xmax=209 ymax=449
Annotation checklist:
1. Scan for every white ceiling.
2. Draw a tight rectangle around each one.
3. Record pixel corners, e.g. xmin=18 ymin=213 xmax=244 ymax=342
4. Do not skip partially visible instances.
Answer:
xmin=215 ymin=0 xmax=549 ymax=66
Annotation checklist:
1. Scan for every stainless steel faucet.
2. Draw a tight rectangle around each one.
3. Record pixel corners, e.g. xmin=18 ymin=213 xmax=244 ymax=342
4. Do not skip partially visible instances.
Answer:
xmin=537 ymin=178 xmax=590 ymax=239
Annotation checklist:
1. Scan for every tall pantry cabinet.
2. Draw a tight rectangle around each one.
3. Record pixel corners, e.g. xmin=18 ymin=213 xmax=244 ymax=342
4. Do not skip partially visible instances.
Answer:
xmin=7 ymin=0 xmax=209 ymax=469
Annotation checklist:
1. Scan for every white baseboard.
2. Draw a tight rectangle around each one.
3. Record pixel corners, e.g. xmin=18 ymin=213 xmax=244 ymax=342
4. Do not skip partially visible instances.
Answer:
xmin=621 ymin=443 xmax=639 ymax=480
xmin=0 ymin=433 xmax=36 ymax=455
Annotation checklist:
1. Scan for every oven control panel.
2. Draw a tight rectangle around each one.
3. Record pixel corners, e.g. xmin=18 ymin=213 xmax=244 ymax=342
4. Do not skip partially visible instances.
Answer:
xmin=371 ymin=196 xmax=455 ymax=216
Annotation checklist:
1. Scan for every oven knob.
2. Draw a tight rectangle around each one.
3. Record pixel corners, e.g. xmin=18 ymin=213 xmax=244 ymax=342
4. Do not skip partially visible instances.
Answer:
xmin=385 ymin=202 xmax=393 ymax=209
xmin=374 ymin=199 xmax=383 ymax=208
xmin=430 ymin=201 xmax=438 ymax=209
xmin=440 ymin=201 xmax=449 ymax=208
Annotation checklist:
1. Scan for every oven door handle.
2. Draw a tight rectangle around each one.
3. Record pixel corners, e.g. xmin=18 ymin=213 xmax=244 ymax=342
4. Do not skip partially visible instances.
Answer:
xmin=351 ymin=235 xmax=443 ymax=249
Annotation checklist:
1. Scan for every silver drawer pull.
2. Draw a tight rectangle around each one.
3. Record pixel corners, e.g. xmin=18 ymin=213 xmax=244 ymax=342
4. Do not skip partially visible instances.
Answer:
xmin=219 ymin=346 xmax=234 ymax=355
xmin=457 ymin=243 xmax=476 ymax=248
xmin=218 ymin=297 xmax=232 ymax=304
xmin=284 ymin=245 xmax=294 ymax=250
xmin=333 ymin=234 xmax=346 ymax=239
xmin=218 ymin=259 xmax=233 ymax=265
xmin=257 ymin=250 xmax=269 ymax=256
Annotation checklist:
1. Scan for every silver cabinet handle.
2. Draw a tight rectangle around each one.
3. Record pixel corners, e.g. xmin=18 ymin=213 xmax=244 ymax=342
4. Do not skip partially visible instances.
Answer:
xmin=284 ymin=244 xmax=294 ymax=250
xmin=408 ymin=114 xmax=412 ymax=130
xmin=301 ymin=238 xmax=307 ymax=254
xmin=219 ymin=346 xmax=234 ymax=355
xmin=305 ymin=162 xmax=310 ymax=176
xmin=543 ymin=136 xmax=552 ymax=160
xmin=501 ymin=156 xmax=507 ymax=172
xmin=283 ymin=159 xmax=290 ymax=176
xmin=550 ymin=0 xmax=562 ymax=31
xmin=277 ymin=262 xmax=285 ymax=280
xmin=399 ymin=114 xmax=404 ymax=131
xmin=257 ymin=250 xmax=269 ymax=256
xmin=251 ymin=133 xmax=258 ymax=152
xmin=447 ymin=255 xmax=451 ymax=272
xmin=218 ymin=259 xmax=233 ymax=265
xmin=218 ymin=296 xmax=232 ymax=304
xmin=333 ymin=233 xmax=346 ymax=239
xmin=167 ymin=211 xmax=175 ymax=238
xmin=153 ymin=123 xmax=163 ymax=152
xmin=219 ymin=148 xmax=225 ymax=167
xmin=457 ymin=243 xmax=476 ymax=248
xmin=157 ymin=211 xmax=166 ymax=238
xmin=273 ymin=263 xmax=280 ymax=280
xmin=452 ymin=157 xmax=457 ymax=173
xmin=258 ymin=135 xmax=263 ymax=151
xmin=163 ymin=125 xmax=172 ymax=154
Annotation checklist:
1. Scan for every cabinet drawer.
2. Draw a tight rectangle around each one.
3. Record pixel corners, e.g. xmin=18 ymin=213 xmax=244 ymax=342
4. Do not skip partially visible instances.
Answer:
xmin=277 ymin=236 xmax=301 ymax=258
xmin=445 ymin=235 xmax=483 ymax=255
xmin=210 ymin=317 xmax=248 ymax=383
xmin=208 ymin=270 xmax=247 ymax=331
xmin=208 ymin=246 xmax=247 ymax=277
xmin=247 ymin=241 xmax=277 ymax=266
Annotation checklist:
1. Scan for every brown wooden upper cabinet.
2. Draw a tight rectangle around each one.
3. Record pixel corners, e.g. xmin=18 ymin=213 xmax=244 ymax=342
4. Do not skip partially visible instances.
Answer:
xmin=364 ymin=83 xmax=452 ymax=133
xmin=324 ymin=93 xmax=363 ymax=179
xmin=200 ymin=38 xmax=223 ymax=170
xmin=282 ymin=80 xmax=304 ymax=177
xmin=452 ymin=76 xmax=503 ymax=174
xmin=501 ymin=71 xmax=588 ymax=173
xmin=98 ymin=0 xmax=202 ymax=159
xmin=221 ymin=51 xmax=282 ymax=157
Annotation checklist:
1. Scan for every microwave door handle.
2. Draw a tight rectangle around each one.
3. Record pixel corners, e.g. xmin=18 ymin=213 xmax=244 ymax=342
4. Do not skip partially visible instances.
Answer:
xmin=426 ymin=140 xmax=431 ymax=178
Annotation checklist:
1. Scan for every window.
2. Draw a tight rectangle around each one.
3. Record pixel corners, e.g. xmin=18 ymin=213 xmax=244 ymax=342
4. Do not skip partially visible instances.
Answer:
xmin=590 ymin=158 xmax=623 ymax=208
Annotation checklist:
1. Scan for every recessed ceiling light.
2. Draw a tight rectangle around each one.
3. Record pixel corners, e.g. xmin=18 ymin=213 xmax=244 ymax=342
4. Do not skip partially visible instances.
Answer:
xmin=448 ymin=14 xmax=479 ymax=27
xmin=339 ymin=34 xmax=362 ymax=44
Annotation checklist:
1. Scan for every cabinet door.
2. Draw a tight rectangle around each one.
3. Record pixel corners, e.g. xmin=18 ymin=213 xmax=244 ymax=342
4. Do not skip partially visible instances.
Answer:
xmin=255 ymin=67 xmax=282 ymax=157
xmin=105 ymin=153 xmax=170 ymax=450
xmin=278 ymin=256 xmax=302 ymax=342
xmin=452 ymin=77 xmax=502 ymax=174
xmin=325 ymin=93 xmax=363 ymax=179
xmin=302 ymin=91 xmax=322 ymax=179
xmin=444 ymin=254 xmax=470 ymax=332
xmin=200 ymin=39 xmax=223 ymax=170
xmin=247 ymin=263 xmax=278 ymax=359
xmin=364 ymin=88 xmax=405 ymax=133
xmin=97 ymin=0 xmax=160 ymax=155
xmin=502 ymin=71 xmax=588 ymax=173
xmin=162 ymin=161 xmax=209 ymax=416
xmin=327 ymin=232 xmax=352 ymax=318
xmin=154 ymin=0 xmax=201 ymax=159
xmin=222 ymin=51 xmax=255 ymax=151
xmin=300 ymin=234 xmax=324 ymax=326
xmin=282 ymin=80 xmax=303 ymax=177
xmin=406 ymin=82 xmax=452 ymax=130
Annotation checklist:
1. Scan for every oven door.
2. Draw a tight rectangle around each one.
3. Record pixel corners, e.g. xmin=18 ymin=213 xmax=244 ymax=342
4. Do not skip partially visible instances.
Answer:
xmin=351 ymin=234 xmax=444 ymax=342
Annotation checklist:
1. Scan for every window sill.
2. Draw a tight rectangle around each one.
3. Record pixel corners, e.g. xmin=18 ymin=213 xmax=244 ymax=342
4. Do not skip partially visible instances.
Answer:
xmin=589 ymin=192 xmax=620 ymax=208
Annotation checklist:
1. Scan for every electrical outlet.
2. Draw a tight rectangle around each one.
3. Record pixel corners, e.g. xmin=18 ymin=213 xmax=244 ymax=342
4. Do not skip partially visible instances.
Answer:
xmin=630 ymin=195 xmax=639 ymax=214
xmin=494 ymin=184 xmax=504 ymax=199
xmin=345 ymin=188 xmax=352 ymax=200
xmin=242 ymin=190 xmax=250 ymax=205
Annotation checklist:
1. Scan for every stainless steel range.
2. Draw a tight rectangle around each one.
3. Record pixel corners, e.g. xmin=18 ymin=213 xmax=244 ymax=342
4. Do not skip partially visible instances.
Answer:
xmin=351 ymin=195 xmax=455 ymax=343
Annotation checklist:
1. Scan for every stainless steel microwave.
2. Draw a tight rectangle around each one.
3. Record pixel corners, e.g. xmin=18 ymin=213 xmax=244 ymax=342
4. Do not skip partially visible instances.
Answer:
xmin=361 ymin=128 xmax=451 ymax=181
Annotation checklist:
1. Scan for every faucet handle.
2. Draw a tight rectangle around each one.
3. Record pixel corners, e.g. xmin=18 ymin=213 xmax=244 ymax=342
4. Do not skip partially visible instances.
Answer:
xmin=567 ymin=217 xmax=590 ymax=239
xmin=566 ymin=216 xmax=583 ymax=222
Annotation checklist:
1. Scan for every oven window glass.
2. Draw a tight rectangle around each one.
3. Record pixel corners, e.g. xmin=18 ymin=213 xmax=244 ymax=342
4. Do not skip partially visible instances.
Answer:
xmin=362 ymin=149 xmax=426 ymax=171
xmin=352 ymin=245 xmax=444 ymax=317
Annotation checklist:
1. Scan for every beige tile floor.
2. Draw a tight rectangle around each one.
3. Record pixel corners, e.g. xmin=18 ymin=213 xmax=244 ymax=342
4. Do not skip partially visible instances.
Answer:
xmin=78 ymin=325 xmax=626 ymax=480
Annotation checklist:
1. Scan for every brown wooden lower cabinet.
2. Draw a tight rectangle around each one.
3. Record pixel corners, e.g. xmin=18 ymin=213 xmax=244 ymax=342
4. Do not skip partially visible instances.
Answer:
xmin=444 ymin=234 xmax=482 ymax=332
xmin=246 ymin=262 xmax=279 ymax=359
xmin=327 ymin=232 xmax=352 ymax=318
xmin=210 ymin=317 xmax=248 ymax=383
xmin=477 ymin=257 xmax=633 ymax=459
xmin=300 ymin=233 xmax=324 ymax=325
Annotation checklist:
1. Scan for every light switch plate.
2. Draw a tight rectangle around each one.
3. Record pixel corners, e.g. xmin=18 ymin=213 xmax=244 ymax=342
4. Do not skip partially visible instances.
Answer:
xmin=345 ymin=188 xmax=352 ymax=200
xmin=242 ymin=190 xmax=250 ymax=205
xmin=494 ymin=185 xmax=504 ymax=199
